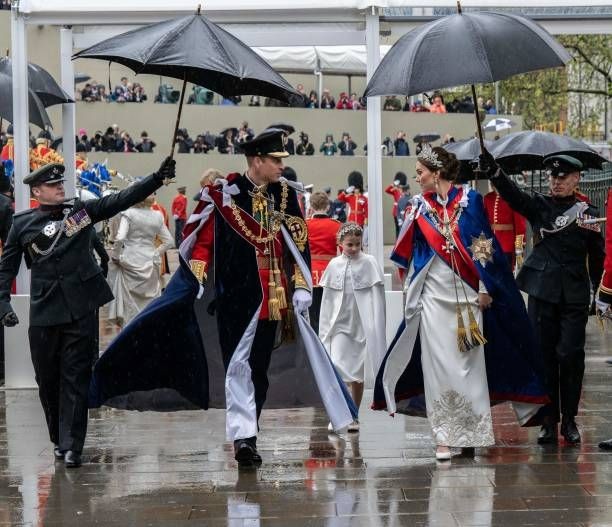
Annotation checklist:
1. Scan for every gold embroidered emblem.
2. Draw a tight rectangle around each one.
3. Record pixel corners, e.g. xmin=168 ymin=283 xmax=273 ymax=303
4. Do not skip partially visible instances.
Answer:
xmin=469 ymin=232 xmax=495 ymax=267
xmin=285 ymin=215 xmax=308 ymax=251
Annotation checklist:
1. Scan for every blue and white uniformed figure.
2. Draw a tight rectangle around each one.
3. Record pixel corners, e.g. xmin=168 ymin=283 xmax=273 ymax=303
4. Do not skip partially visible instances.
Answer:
xmin=373 ymin=145 xmax=549 ymax=461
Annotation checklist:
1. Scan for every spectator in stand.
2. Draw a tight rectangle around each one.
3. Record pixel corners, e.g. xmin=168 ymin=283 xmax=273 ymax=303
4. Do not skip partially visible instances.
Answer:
xmin=102 ymin=127 xmax=117 ymax=152
xmin=80 ymin=83 xmax=95 ymax=102
xmin=320 ymin=134 xmax=337 ymax=156
xmin=201 ymin=131 xmax=216 ymax=152
xmin=350 ymin=93 xmax=364 ymax=110
xmin=132 ymin=83 xmax=147 ymax=103
xmin=117 ymin=131 xmax=137 ymax=153
xmin=221 ymin=95 xmax=241 ymax=106
xmin=385 ymin=171 xmax=407 ymax=237
xmin=175 ymin=128 xmax=193 ymax=154
xmin=238 ymin=121 xmax=254 ymax=141
xmin=296 ymin=132 xmax=315 ymax=156
xmin=113 ymin=77 xmax=130 ymax=102
xmin=248 ymin=95 xmax=261 ymax=107
xmin=89 ymin=131 xmax=103 ymax=152
xmin=338 ymin=133 xmax=357 ymax=156
xmin=336 ymin=92 xmax=353 ymax=110
xmin=446 ymin=98 xmax=460 ymax=113
xmin=484 ymin=98 xmax=497 ymax=114
xmin=217 ymin=128 xmax=234 ymax=154
xmin=402 ymin=96 xmax=412 ymax=111
xmin=193 ymin=135 xmax=211 ymax=154
xmin=76 ymin=131 xmax=91 ymax=153
xmin=295 ymin=84 xmax=310 ymax=107
xmin=429 ymin=93 xmax=447 ymax=113
xmin=383 ymin=95 xmax=402 ymax=111
xmin=136 ymin=131 xmax=156 ymax=153
xmin=320 ymin=89 xmax=336 ymax=110
xmin=393 ymin=131 xmax=410 ymax=156
xmin=382 ymin=137 xmax=394 ymax=156
xmin=411 ymin=100 xmax=430 ymax=112
xmin=307 ymin=90 xmax=319 ymax=109
xmin=171 ymin=186 xmax=188 ymax=248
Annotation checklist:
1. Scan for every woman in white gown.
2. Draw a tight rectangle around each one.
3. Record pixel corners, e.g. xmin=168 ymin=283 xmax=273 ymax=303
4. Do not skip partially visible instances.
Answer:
xmin=373 ymin=146 xmax=548 ymax=461
xmin=108 ymin=195 xmax=174 ymax=326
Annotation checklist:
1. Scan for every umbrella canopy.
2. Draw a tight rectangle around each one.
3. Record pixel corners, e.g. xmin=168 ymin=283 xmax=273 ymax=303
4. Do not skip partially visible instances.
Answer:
xmin=0 ymin=71 xmax=52 ymax=129
xmin=73 ymin=12 xmax=300 ymax=104
xmin=363 ymin=11 xmax=570 ymax=98
xmin=484 ymin=118 xmax=516 ymax=132
xmin=413 ymin=133 xmax=440 ymax=144
xmin=489 ymin=131 xmax=608 ymax=172
xmin=443 ymin=138 xmax=494 ymax=161
xmin=0 ymin=58 xmax=73 ymax=107
xmin=75 ymin=72 xmax=91 ymax=84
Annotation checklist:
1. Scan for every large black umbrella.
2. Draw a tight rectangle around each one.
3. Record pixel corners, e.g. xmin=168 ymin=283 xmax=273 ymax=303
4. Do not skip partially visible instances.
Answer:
xmin=443 ymin=138 xmax=494 ymax=161
xmin=0 ymin=58 xmax=73 ymax=107
xmin=363 ymin=2 xmax=571 ymax=171
xmin=73 ymin=7 xmax=300 ymax=156
xmin=413 ymin=133 xmax=440 ymax=144
xmin=0 ymin=71 xmax=52 ymax=129
xmin=489 ymin=131 xmax=608 ymax=173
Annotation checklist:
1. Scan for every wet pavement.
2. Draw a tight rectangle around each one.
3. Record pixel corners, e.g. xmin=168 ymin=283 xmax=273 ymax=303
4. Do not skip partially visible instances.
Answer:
xmin=1 ymin=317 xmax=612 ymax=526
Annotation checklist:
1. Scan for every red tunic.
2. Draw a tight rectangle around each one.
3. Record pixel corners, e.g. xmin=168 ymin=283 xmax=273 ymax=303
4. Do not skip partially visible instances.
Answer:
xmin=385 ymin=184 xmax=402 ymax=218
xmin=599 ymin=188 xmax=612 ymax=304
xmin=483 ymin=191 xmax=526 ymax=256
xmin=306 ymin=215 xmax=340 ymax=286
xmin=337 ymin=191 xmax=368 ymax=226
xmin=1 ymin=140 xmax=13 ymax=161
xmin=171 ymin=193 xmax=187 ymax=221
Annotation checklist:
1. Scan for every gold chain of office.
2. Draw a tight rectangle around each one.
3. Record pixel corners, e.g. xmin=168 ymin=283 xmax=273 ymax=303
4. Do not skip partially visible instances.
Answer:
xmin=230 ymin=181 xmax=289 ymax=244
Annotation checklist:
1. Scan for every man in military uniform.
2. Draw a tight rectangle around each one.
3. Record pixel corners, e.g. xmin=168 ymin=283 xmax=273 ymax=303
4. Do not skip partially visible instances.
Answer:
xmin=0 ymin=157 xmax=175 ymax=467
xmin=483 ymin=152 xmax=604 ymax=444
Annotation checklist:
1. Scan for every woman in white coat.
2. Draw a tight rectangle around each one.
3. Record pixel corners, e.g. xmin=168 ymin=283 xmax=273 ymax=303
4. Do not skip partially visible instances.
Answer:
xmin=108 ymin=195 xmax=174 ymax=326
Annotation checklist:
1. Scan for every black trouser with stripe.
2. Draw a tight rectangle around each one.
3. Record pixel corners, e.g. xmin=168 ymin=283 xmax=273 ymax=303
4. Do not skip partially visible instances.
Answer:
xmin=28 ymin=313 xmax=97 ymax=453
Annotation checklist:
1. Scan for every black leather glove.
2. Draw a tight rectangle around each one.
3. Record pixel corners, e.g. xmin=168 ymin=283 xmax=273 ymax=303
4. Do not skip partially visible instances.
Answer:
xmin=478 ymin=147 xmax=499 ymax=179
xmin=2 ymin=311 xmax=19 ymax=327
xmin=155 ymin=156 xmax=176 ymax=182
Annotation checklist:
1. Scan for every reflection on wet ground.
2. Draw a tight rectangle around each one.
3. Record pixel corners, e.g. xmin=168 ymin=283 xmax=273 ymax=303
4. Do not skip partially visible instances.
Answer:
xmin=0 ymin=319 xmax=611 ymax=526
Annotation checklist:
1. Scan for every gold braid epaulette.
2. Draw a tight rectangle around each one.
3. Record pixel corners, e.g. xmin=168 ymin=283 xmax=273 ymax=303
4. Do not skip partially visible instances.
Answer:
xmin=230 ymin=181 xmax=288 ymax=244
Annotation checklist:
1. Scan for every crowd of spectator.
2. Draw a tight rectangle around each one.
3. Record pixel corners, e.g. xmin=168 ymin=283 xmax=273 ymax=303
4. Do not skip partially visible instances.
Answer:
xmin=74 ymin=126 xmax=157 ymax=153
xmin=80 ymin=77 xmax=148 ymax=103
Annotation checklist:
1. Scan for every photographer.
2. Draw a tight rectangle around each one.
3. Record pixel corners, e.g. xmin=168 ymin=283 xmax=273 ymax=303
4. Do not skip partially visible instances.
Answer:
xmin=296 ymin=132 xmax=314 ymax=156
xmin=176 ymin=128 xmax=193 ymax=154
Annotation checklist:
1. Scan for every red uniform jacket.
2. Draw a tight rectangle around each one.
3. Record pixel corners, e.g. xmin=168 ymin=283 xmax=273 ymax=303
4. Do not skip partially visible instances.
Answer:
xmin=306 ymin=215 xmax=341 ymax=286
xmin=171 ymin=193 xmax=187 ymax=221
xmin=385 ymin=185 xmax=402 ymax=218
xmin=338 ymin=191 xmax=368 ymax=226
xmin=1 ymin=140 xmax=13 ymax=161
xmin=483 ymin=191 xmax=526 ymax=255
xmin=599 ymin=188 xmax=612 ymax=304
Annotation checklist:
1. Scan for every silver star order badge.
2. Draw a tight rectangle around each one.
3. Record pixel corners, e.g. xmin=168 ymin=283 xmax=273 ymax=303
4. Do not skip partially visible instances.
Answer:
xmin=469 ymin=232 xmax=495 ymax=267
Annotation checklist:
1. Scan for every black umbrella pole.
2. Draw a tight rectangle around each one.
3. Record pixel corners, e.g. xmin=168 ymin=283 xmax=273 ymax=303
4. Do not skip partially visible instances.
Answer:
xmin=471 ymin=84 xmax=485 ymax=152
xmin=169 ymin=75 xmax=188 ymax=160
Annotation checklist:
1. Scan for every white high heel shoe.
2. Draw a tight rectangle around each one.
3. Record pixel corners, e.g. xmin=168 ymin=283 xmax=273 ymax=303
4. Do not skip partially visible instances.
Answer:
xmin=435 ymin=446 xmax=451 ymax=461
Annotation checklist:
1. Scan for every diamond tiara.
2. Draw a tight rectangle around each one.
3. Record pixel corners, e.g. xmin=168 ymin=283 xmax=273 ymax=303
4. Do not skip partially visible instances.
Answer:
xmin=417 ymin=144 xmax=443 ymax=169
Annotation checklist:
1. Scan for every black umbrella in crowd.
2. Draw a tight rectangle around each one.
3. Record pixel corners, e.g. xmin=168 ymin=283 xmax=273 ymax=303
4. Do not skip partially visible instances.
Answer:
xmin=413 ymin=133 xmax=441 ymax=144
xmin=363 ymin=2 xmax=571 ymax=175
xmin=74 ymin=72 xmax=91 ymax=84
xmin=0 ymin=58 xmax=74 ymax=108
xmin=0 ymin=71 xmax=52 ymax=129
xmin=73 ymin=6 xmax=301 ymax=157
xmin=489 ymin=130 xmax=608 ymax=173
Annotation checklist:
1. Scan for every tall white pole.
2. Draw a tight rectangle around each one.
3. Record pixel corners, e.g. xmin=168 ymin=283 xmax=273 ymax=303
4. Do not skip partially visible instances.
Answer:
xmin=60 ymin=26 xmax=76 ymax=196
xmin=11 ymin=5 xmax=30 ymax=294
xmin=365 ymin=8 xmax=383 ymax=269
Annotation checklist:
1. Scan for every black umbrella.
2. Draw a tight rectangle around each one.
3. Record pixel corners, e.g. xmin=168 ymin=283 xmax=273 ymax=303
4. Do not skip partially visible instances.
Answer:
xmin=363 ymin=2 xmax=570 ymax=170
xmin=74 ymin=72 xmax=91 ymax=84
xmin=413 ymin=133 xmax=440 ymax=144
xmin=489 ymin=131 xmax=608 ymax=173
xmin=73 ymin=6 xmax=301 ymax=157
xmin=0 ymin=58 xmax=73 ymax=107
xmin=0 ymin=71 xmax=52 ymax=129
xmin=443 ymin=138 xmax=494 ymax=161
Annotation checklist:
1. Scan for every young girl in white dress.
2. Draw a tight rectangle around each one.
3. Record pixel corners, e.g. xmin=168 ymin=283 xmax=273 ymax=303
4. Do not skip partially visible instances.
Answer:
xmin=318 ymin=223 xmax=387 ymax=432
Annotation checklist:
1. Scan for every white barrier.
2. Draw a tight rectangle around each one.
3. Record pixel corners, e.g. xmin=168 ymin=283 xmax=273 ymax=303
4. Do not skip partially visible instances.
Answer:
xmin=4 ymin=295 xmax=36 ymax=389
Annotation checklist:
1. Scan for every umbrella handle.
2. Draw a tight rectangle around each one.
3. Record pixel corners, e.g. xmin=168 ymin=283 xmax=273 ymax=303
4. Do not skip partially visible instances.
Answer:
xmin=169 ymin=73 xmax=188 ymax=166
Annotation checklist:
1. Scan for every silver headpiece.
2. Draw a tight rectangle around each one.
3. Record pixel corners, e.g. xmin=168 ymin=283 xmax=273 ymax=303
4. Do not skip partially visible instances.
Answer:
xmin=337 ymin=222 xmax=363 ymax=243
xmin=417 ymin=144 xmax=443 ymax=169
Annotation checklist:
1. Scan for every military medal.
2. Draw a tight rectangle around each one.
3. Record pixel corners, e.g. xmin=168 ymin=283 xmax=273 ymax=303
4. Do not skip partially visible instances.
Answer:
xmin=64 ymin=209 xmax=92 ymax=238
xmin=469 ymin=232 xmax=495 ymax=267
xmin=43 ymin=221 xmax=59 ymax=238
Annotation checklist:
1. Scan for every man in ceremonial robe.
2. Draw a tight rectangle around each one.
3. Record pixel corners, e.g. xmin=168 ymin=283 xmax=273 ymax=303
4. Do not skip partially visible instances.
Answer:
xmin=483 ymin=153 xmax=604 ymax=444
xmin=30 ymin=130 xmax=63 ymax=172
xmin=483 ymin=185 xmax=526 ymax=268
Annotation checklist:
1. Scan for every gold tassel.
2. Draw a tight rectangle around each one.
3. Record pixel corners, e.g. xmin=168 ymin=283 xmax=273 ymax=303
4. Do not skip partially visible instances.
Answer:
xmin=268 ymin=280 xmax=281 ymax=321
xmin=467 ymin=308 xmax=487 ymax=346
xmin=274 ymin=268 xmax=287 ymax=310
xmin=456 ymin=305 xmax=473 ymax=353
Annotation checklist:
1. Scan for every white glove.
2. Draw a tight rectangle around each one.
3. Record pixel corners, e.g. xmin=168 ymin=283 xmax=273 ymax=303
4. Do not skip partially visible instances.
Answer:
xmin=292 ymin=288 xmax=312 ymax=314
xmin=173 ymin=214 xmax=179 ymax=220
xmin=596 ymin=299 xmax=610 ymax=315
xmin=345 ymin=185 xmax=355 ymax=194
xmin=393 ymin=180 xmax=400 ymax=186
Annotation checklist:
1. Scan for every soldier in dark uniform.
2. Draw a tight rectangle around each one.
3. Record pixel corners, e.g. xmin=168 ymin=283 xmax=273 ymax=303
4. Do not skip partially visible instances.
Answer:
xmin=482 ymin=152 xmax=604 ymax=444
xmin=0 ymin=157 xmax=175 ymax=467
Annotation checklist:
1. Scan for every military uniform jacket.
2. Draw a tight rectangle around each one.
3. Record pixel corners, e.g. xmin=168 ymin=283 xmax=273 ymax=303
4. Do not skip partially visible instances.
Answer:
xmin=0 ymin=174 xmax=162 ymax=326
xmin=490 ymin=170 xmax=604 ymax=305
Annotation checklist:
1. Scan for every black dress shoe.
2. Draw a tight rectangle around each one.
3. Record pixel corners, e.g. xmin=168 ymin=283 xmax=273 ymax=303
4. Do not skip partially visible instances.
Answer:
xmin=561 ymin=418 xmax=581 ymax=443
xmin=537 ymin=424 xmax=558 ymax=444
xmin=53 ymin=445 xmax=65 ymax=460
xmin=234 ymin=439 xmax=262 ymax=467
xmin=599 ymin=439 xmax=612 ymax=450
xmin=64 ymin=450 xmax=82 ymax=468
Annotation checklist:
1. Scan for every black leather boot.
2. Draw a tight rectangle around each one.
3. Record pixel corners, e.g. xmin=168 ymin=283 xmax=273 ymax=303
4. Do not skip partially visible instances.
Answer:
xmin=53 ymin=445 xmax=65 ymax=460
xmin=234 ymin=437 xmax=262 ymax=468
xmin=560 ymin=417 xmax=581 ymax=443
xmin=599 ymin=439 xmax=612 ymax=450
xmin=64 ymin=450 xmax=82 ymax=468
xmin=537 ymin=423 xmax=558 ymax=444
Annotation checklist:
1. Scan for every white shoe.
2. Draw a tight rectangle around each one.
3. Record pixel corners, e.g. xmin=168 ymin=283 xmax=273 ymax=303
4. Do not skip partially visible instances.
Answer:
xmin=435 ymin=447 xmax=451 ymax=461
xmin=347 ymin=421 xmax=360 ymax=433
xmin=327 ymin=422 xmax=334 ymax=432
